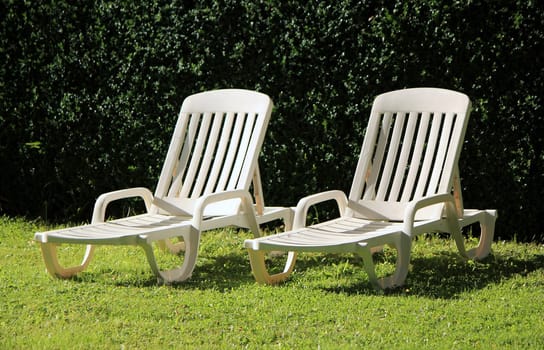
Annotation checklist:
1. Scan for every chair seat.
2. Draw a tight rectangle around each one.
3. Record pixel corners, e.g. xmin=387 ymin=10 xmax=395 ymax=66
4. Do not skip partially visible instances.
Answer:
xmin=35 ymin=214 xmax=192 ymax=245
xmin=247 ymin=217 xmax=405 ymax=251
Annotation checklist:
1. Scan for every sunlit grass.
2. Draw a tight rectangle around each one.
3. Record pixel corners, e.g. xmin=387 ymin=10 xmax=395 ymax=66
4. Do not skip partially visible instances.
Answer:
xmin=1 ymin=216 xmax=543 ymax=348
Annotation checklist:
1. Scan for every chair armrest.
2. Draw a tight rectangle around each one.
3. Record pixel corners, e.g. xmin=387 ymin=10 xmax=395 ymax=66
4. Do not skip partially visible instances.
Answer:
xmin=191 ymin=189 xmax=260 ymax=234
xmin=403 ymin=193 xmax=458 ymax=235
xmin=292 ymin=190 xmax=348 ymax=230
xmin=92 ymin=187 xmax=154 ymax=224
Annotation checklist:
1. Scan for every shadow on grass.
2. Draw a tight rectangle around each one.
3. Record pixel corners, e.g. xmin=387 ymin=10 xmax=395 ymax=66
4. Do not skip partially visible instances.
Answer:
xmin=179 ymin=253 xmax=258 ymax=291
xmin=69 ymin=245 xmax=544 ymax=299
xmin=72 ymin=253 xmax=258 ymax=290
xmin=322 ymin=250 xmax=544 ymax=298
xmin=167 ymin=247 xmax=544 ymax=298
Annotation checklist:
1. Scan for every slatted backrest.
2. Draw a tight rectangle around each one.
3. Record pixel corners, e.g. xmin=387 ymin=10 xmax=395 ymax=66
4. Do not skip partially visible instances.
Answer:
xmin=151 ymin=89 xmax=273 ymax=216
xmin=348 ymin=88 xmax=471 ymax=221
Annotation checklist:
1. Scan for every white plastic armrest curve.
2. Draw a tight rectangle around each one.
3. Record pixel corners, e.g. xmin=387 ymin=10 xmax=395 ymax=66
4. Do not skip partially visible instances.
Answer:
xmin=292 ymin=190 xmax=348 ymax=230
xmin=191 ymin=189 xmax=259 ymax=232
xmin=403 ymin=193 xmax=457 ymax=236
xmin=92 ymin=187 xmax=154 ymax=224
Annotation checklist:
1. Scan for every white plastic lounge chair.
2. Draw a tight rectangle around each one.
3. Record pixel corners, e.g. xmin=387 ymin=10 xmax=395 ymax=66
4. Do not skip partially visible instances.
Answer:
xmin=34 ymin=89 xmax=292 ymax=283
xmin=245 ymin=88 xmax=497 ymax=289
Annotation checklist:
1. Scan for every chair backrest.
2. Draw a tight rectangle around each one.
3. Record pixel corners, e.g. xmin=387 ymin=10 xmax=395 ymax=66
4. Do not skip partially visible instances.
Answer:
xmin=151 ymin=89 xmax=273 ymax=216
xmin=348 ymin=88 xmax=471 ymax=221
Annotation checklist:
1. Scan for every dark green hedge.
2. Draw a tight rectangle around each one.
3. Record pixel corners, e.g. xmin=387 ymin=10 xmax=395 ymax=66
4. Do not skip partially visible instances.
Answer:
xmin=1 ymin=0 xmax=542 ymax=241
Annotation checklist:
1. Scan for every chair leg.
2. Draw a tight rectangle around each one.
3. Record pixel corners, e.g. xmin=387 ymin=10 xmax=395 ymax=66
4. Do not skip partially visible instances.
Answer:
xmin=357 ymin=232 xmax=411 ymax=289
xmin=358 ymin=245 xmax=380 ymax=289
xmin=247 ymin=249 xmax=297 ymax=284
xmin=141 ymin=229 xmax=200 ymax=283
xmin=451 ymin=227 xmax=469 ymax=259
xmin=466 ymin=210 xmax=497 ymax=260
xmin=40 ymin=243 xmax=95 ymax=278
xmin=386 ymin=232 xmax=411 ymax=287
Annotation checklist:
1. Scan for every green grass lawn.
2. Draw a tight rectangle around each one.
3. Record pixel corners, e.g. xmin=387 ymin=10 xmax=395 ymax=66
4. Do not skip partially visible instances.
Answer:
xmin=1 ymin=216 xmax=543 ymax=349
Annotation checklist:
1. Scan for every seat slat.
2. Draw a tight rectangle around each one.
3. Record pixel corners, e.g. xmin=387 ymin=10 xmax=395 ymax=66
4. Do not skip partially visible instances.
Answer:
xmin=426 ymin=112 xmax=454 ymax=196
xmin=389 ymin=111 xmax=418 ymax=201
xmin=227 ymin=113 xmax=257 ymax=190
xmin=400 ymin=112 xmax=431 ymax=202
xmin=180 ymin=112 xmax=213 ymax=198
xmin=413 ymin=112 xmax=442 ymax=199
xmin=203 ymin=112 xmax=236 ymax=194
xmin=215 ymin=113 xmax=245 ymax=191
xmin=168 ymin=112 xmax=202 ymax=197
xmin=376 ymin=112 xmax=406 ymax=201
xmin=191 ymin=112 xmax=225 ymax=197
xmin=363 ymin=112 xmax=393 ymax=200
xmin=154 ymin=112 xmax=190 ymax=200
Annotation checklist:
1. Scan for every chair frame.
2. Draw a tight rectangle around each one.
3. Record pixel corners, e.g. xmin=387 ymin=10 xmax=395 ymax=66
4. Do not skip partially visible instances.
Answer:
xmin=35 ymin=89 xmax=292 ymax=283
xmin=245 ymin=88 xmax=497 ymax=289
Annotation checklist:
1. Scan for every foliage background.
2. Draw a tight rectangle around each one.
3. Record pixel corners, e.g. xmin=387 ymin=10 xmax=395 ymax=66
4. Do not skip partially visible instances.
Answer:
xmin=1 ymin=0 xmax=542 ymax=241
